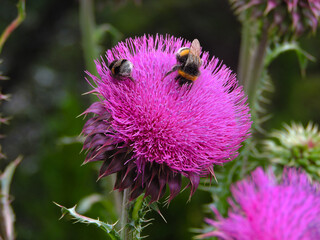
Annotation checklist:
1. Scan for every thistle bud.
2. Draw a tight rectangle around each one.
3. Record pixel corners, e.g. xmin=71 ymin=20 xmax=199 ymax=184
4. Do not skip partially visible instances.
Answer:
xmin=264 ymin=122 xmax=320 ymax=180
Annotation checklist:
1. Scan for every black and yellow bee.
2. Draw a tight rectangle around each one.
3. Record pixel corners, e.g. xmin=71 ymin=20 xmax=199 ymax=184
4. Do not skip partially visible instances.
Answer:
xmin=109 ymin=59 xmax=134 ymax=82
xmin=164 ymin=39 xmax=202 ymax=86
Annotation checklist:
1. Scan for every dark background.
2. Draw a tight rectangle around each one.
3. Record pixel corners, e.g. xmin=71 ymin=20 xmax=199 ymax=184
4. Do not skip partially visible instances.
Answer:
xmin=0 ymin=0 xmax=319 ymax=239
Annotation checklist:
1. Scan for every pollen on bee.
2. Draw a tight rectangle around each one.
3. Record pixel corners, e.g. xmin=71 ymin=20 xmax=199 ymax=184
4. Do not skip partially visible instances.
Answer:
xmin=179 ymin=49 xmax=190 ymax=57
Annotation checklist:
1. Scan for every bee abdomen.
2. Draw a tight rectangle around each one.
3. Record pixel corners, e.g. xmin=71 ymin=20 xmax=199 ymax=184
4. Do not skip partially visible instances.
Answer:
xmin=178 ymin=69 xmax=198 ymax=82
xmin=119 ymin=60 xmax=133 ymax=76
xmin=182 ymin=63 xmax=200 ymax=77
xmin=109 ymin=59 xmax=133 ymax=78
xmin=112 ymin=63 xmax=121 ymax=75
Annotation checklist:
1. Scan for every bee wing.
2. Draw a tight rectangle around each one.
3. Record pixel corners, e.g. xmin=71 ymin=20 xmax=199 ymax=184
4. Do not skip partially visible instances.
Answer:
xmin=189 ymin=39 xmax=201 ymax=57
xmin=185 ymin=39 xmax=201 ymax=67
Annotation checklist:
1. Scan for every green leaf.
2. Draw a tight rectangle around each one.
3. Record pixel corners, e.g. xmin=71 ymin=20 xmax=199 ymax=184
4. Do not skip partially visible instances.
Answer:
xmin=77 ymin=193 xmax=103 ymax=214
xmin=94 ymin=24 xmax=123 ymax=47
xmin=57 ymin=135 xmax=85 ymax=146
xmin=265 ymin=42 xmax=315 ymax=75
xmin=54 ymin=202 xmax=121 ymax=240
xmin=131 ymin=195 xmax=144 ymax=221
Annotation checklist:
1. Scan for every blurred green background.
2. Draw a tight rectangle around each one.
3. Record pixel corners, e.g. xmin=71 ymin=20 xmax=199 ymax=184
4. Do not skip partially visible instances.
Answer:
xmin=0 ymin=0 xmax=319 ymax=239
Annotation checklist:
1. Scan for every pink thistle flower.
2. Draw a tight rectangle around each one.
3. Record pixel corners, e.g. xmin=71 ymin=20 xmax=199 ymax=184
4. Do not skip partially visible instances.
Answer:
xmin=230 ymin=0 xmax=320 ymax=36
xmin=199 ymin=167 xmax=320 ymax=239
xmin=81 ymin=35 xmax=251 ymax=203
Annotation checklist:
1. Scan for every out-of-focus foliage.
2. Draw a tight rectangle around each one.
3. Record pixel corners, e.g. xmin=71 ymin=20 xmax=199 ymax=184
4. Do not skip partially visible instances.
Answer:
xmin=0 ymin=157 xmax=22 ymax=240
xmin=0 ymin=0 xmax=26 ymax=53
xmin=0 ymin=0 xmax=319 ymax=239
xmin=0 ymin=1 xmax=25 ymax=239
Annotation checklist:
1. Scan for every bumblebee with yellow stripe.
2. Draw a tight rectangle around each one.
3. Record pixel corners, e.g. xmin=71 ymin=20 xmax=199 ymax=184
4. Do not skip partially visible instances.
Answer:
xmin=164 ymin=39 xmax=202 ymax=86
xmin=109 ymin=59 xmax=134 ymax=82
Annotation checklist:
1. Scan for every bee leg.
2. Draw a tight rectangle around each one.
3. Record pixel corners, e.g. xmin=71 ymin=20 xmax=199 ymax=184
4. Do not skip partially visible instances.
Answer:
xmin=127 ymin=76 xmax=135 ymax=83
xmin=187 ymin=82 xmax=193 ymax=91
xmin=177 ymin=77 xmax=194 ymax=91
xmin=162 ymin=65 xmax=180 ymax=81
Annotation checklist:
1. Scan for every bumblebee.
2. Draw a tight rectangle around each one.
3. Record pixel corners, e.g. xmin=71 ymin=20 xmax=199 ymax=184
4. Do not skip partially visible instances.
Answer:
xmin=109 ymin=59 xmax=134 ymax=82
xmin=164 ymin=39 xmax=202 ymax=86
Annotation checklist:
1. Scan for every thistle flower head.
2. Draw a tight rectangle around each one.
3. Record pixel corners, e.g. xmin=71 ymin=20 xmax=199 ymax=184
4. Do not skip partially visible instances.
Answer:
xmin=264 ymin=122 xmax=320 ymax=180
xmin=200 ymin=167 xmax=320 ymax=239
xmin=82 ymin=35 xmax=251 ymax=202
xmin=230 ymin=0 xmax=320 ymax=37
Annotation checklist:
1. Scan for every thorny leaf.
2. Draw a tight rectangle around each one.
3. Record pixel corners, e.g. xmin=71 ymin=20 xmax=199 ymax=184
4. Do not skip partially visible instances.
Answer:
xmin=265 ymin=42 xmax=315 ymax=76
xmin=54 ymin=202 xmax=120 ymax=240
xmin=0 ymin=156 xmax=22 ymax=240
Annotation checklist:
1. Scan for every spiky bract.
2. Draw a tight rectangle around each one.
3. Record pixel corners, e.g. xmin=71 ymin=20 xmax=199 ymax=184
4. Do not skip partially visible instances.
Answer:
xmin=230 ymin=0 xmax=320 ymax=37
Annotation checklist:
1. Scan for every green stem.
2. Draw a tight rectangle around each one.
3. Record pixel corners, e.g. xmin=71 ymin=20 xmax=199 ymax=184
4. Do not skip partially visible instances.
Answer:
xmin=120 ymin=189 xmax=131 ymax=240
xmin=246 ymin=25 xmax=269 ymax=109
xmin=0 ymin=0 xmax=26 ymax=54
xmin=111 ymin=175 xmax=122 ymax=219
xmin=237 ymin=20 xmax=255 ymax=86
xmin=237 ymin=23 xmax=270 ymax=176
xmin=240 ymin=138 xmax=253 ymax=178
xmin=79 ymin=0 xmax=98 ymax=74
xmin=242 ymin=27 xmax=269 ymax=175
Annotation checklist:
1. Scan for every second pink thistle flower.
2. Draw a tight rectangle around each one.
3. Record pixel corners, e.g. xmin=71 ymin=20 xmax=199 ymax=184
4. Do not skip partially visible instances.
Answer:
xmin=200 ymin=167 xmax=320 ymax=239
xmin=82 ymin=35 xmax=251 ymax=202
